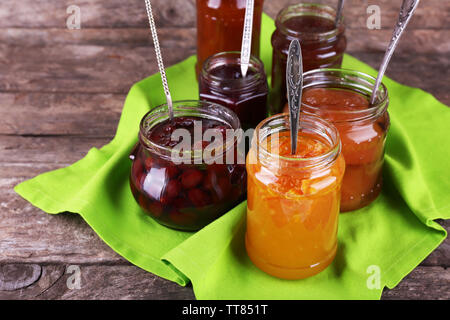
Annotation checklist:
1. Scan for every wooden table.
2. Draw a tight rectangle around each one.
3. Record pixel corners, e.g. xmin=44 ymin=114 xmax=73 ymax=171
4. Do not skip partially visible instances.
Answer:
xmin=1 ymin=0 xmax=449 ymax=299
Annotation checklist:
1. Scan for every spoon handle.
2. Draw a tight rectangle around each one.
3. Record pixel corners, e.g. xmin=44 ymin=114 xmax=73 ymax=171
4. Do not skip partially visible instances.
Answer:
xmin=286 ymin=39 xmax=303 ymax=155
xmin=144 ymin=0 xmax=173 ymax=118
xmin=335 ymin=0 xmax=345 ymax=26
xmin=370 ymin=0 xmax=420 ymax=105
xmin=240 ymin=0 xmax=254 ymax=77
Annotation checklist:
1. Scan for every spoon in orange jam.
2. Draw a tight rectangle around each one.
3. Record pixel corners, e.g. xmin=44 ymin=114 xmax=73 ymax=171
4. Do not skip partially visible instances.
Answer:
xmin=286 ymin=39 xmax=303 ymax=155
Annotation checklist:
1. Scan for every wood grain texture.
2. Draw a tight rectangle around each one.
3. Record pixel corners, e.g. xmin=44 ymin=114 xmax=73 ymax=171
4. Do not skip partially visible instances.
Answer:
xmin=1 ymin=0 xmax=448 ymax=29
xmin=0 ymin=263 xmax=447 ymax=300
xmin=0 ymin=264 xmax=195 ymax=300
xmin=1 ymin=28 xmax=449 ymax=54
xmin=0 ymin=0 xmax=449 ymax=300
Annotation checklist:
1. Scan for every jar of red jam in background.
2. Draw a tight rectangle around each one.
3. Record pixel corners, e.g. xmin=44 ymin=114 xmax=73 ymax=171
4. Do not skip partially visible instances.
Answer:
xmin=196 ymin=0 xmax=264 ymax=76
xmin=300 ymin=69 xmax=390 ymax=212
xmin=270 ymin=3 xmax=347 ymax=114
xmin=129 ymin=101 xmax=247 ymax=231
xmin=246 ymin=113 xmax=345 ymax=279
xmin=199 ymin=52 xmax=269 ymax=130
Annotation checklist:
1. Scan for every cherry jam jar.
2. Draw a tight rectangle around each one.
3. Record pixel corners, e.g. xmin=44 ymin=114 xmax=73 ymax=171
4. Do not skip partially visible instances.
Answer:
xmin=129 ymin=101 xmax=246 ymax=231
xmin=199 ymin=52 xmax=268 ymax=130
xmin=300 ymin=69 xmax=390 ymax=212
xmin=270 ymin=3 xmax=347 ymax=114
xmin=196 ymin=0 xmax=264 ymax=76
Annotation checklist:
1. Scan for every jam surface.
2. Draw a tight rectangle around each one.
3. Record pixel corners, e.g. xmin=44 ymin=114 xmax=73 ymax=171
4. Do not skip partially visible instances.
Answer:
xmin=300 ymin=88 xmax=389 ymax=212
xmin=148 ymin=116 xmax=230 ymax=148
xmin=199 ymin=64 xmax=268 ymax=130
xmin=130 ymin=115 xmax=246 ymax=231
xmin=246 ymin=130 xmax=345 ymax=279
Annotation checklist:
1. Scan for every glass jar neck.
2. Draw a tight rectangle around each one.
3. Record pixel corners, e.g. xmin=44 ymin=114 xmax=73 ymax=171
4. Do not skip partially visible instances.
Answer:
xmin=139 ymin=100 xmax=241 ymax=162
xmin=301 ymin=68 xmax=389 ymax=123
xmin=275 ymin=3 xmax=345 ymax=43
xmin=252 ymin=113 xmax=341 ymax=172
xmin=200 ymin=51 xmax=266 ymax=93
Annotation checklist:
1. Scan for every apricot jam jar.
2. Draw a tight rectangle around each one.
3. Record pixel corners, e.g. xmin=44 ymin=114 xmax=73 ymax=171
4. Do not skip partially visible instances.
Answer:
xmin=300 ymin=69 xmax=390 ymax=212
xmin=199 ymin=52 xmax=269 ymax=130
xmin=129 ymin=101 xmax=246 ymax=231
xmin=246 ymin=113 xmax=345 ymax=279
xmin=196 ymin=0 xmax=264 ymax=76
xmin=270 ymin=3 xmax=347 ymax=114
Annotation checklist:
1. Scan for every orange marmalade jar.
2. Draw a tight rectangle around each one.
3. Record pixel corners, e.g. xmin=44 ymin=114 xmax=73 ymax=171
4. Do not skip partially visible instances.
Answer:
xmin=246 ymin=113 xmax=345 ymax=279
xmin=299 ymin=69 xmax=390 ymax=212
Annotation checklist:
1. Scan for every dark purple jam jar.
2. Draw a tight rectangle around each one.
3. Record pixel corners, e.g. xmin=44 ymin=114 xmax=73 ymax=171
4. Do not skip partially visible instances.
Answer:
xmin=199 ymin=52 xmax=269 ymax=130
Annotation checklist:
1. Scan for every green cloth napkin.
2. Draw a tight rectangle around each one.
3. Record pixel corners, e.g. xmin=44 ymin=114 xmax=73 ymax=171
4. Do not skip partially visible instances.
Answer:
xmin=15 ymin=14 xmax=449 ymax=299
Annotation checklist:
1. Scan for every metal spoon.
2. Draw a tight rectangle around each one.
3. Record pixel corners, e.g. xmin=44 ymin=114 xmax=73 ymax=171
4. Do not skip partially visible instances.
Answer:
xmin=144 ymin=0 xmax=174 ymax=119
xmin=370 ymin=0 xmax=420 ymax=105
xmin=240 ymin=0 xmax=254 ymax=77
xmin=286 ymin=39 xmax=303 ymax=155
xmin=335 ymin=0 xmax=346 ymax=27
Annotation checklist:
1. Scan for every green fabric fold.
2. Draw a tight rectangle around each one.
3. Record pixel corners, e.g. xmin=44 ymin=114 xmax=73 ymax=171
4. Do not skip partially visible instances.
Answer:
xmin=15 ymin=14 xmax=448 ymax=299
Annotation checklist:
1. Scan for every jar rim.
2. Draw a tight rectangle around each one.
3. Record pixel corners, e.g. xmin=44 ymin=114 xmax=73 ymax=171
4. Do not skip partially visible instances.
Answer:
xmin=139 ymin=100 xmax=242 ymax=161
xmin=201 ymin=51 xmax=266 ymax=92
xmin=253 ymin=113 xmax=341 ymax=169
xmin=275 ymin=3 xmax=345 ymax=41
xmin=302 ymin=68 xmax=389 ymax=123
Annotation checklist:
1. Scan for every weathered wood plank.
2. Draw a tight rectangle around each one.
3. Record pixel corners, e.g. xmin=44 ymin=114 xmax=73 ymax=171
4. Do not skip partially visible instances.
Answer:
xmin=265 ymin=0 xmax=450 ymax=30
xmin=382 ymin=266 xmax=450 ymax=300
xmin=0 ymin=136 xmax=110 ymax=163
xmin=0 ymin=262 xmax=446 ymax=300
xmin=350 ymin=52 xmax=450 ymax=103
xmin=0 ymin=0 xmax=448 ymax=29
xmin=0 ymin=40 xmax=196 ymax=94
xmin=1 ymin=28 xmax=448 ymax=55
xmin=0 ymin=92 xmax=124 ymax=136
xmin=0 ymin=34 xmax=448 ymax=96
xmin=0 ymin=0 xmax=196 ymax=29
xmin=0 ymin=28 xmax=196 ymax=47
xmin=0 ymin=264 xmax=195 ymax=300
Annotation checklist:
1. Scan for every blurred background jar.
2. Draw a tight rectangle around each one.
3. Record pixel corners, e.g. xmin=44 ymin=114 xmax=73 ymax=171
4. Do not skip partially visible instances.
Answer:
xmin=299 ymin=68 xmax=390 ymax=212
xmin=199 ymin=51 xmax=268 ymax=130
xmin=270 ymin=3 xmax=347 ymax=114
xmin=129 ymin=101 xmax=246 ymax=231
xmin=196 ymin=0 xmax=264 ymax=77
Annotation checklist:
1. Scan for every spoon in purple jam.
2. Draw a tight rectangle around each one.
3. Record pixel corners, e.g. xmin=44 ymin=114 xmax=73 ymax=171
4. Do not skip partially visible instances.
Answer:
xmin=144 ymin=0 xmax=174 ymax=119
xmin=286 ymin=39 xmax=303 ymax=155
xmin=370 ymin=0 xmax=420 ymax=105
xmin=240 ymin=0 xmax=254 ymax=77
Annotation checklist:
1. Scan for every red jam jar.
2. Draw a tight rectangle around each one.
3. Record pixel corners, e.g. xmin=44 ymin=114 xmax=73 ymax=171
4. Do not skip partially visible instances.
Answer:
xmin=129 ymin=101 xmax=246 ymax=231
xmin=199 ymin=52 xmax=269 ymax=130
xmin=298 ymin=69 xmax=390 ymax=212
xmin=196 ymin=0 xmax=264 ymax=76
xmin=270 ymin=3 xmax=347 ymax=114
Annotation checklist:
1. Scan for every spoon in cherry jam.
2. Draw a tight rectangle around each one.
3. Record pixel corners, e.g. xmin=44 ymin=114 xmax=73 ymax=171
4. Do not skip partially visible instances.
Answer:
xmin=144 ymin=0 xmax=174 ymax=119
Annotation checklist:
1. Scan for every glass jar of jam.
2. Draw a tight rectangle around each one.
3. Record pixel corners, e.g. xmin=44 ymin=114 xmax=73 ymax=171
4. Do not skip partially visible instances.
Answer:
xmin=294 ymin=69 xmax=390 ymax=212
xmin=196 ymin=0 xmax=264 ymax=76
xmin=199 ymin=52 xmax=269 ymax=130
xmin=270 ymin=3 xmax=347 ymax=114
xmin=246 ymin=113 xmax=345 ymax=279
xmin=129 ymin=100 xmax=246 ymax=231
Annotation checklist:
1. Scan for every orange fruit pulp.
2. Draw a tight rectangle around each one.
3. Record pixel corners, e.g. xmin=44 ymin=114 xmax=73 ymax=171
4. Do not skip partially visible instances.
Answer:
xmin=246 ymin=130 xmax=345 ymax=279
